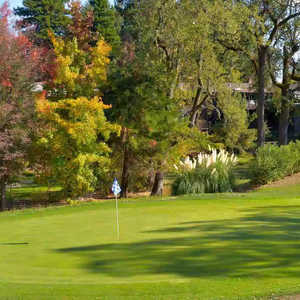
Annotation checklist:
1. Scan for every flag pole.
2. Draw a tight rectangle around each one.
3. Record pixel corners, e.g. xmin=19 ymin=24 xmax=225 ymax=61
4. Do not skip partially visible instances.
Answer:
xmin=115 ymin=194 xmax=120 ymax=240
xmin=112 ymin=177 xmax=121 ymax=240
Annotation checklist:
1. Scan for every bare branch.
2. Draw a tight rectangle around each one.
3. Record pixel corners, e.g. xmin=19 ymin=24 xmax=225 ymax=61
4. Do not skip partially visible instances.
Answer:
xmin=269 ymin=11 xmax=300 ymax=43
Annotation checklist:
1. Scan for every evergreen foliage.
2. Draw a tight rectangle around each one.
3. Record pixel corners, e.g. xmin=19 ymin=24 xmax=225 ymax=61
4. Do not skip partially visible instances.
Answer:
xmin=8 ymin=0 xmax=300 ymax=199
xmin=89 ymin=0 xmax=120 ymax=50
xmin=14 ymin=0 xmax=70 ymax=45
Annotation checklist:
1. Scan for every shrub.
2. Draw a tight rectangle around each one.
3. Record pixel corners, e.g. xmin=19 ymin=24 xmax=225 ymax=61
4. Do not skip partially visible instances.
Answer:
xmin=172 ymin=149 xmax=237 ymax=195
xmin=214 ymin=94 xmax=256 ymax=153
xmin=66 ymin=198 xmax=81 ymax=206
xmin=250 ymin=141 xmax=300 ymax=185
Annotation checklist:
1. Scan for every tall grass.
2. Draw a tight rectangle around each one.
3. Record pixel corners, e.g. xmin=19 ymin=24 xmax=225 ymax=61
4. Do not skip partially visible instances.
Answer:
xmin=250 ymin=141 xmax=300 ymax=184
xmin=172 ymin=149 xmax=237 ymax=195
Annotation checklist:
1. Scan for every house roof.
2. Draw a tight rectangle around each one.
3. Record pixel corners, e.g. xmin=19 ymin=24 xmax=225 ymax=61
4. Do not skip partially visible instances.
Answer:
xmin=227 ymin=82 xmax=272 ymax=94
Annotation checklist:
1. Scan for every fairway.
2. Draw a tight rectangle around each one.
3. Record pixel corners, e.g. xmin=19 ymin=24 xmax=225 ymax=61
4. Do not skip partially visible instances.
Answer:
xmin=2 ymin=186 xmax=300 ymax=299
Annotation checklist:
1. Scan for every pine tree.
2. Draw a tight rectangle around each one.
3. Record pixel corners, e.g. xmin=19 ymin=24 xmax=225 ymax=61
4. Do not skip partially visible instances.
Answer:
xmin=89 ymin=0 xmax=120 ymax=50
xmin=14 ymin=0 xmax=70 ymax=46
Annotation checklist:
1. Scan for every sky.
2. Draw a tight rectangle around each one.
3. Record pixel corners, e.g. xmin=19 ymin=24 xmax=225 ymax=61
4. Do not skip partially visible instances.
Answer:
xmin=0 ymin=0 xmax=113 ymax=9
xmin=1 ymin=0 xmax=24 ymax=9
xmin=0 ymin=0 xmax=86 ymax=9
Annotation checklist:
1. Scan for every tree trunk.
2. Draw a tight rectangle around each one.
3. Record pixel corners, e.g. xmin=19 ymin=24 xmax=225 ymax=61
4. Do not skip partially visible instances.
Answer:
xmin=168 ymin=62 xmax=180 ymax=99
xmin=279 ymin=47 xmax=290 ymax=146
xmin=279 ymin=98 xmax=289 ymax=146
xmin=120 ymin=144 xmax=129 ymax=198
xmin=189 ymin=111 xmax=198 ymax=128
xmin=257 ymin=47 xmax=267 ymax=147
xmin=0 ymin=177 xmax=7 ymax=211
xmin=189 ymin=85 xmax=201 ymax=128
xmin=151 ymin=171 xmax=164 ymax=196
xmin=120 ymin=127 xmax=129 ymax=198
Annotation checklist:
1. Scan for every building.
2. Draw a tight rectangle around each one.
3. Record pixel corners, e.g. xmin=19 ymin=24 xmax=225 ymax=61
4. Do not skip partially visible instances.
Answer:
xmin=227 ymin=81 xmax=273 ymax=111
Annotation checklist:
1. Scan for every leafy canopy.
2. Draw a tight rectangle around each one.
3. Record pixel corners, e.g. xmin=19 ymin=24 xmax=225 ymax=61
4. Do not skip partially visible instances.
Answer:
xmin=48 ymin=31 xmax=111 ymax=99
xmin=89 ymin=0 xmax=120 ymax=51
xmin=14 ymin=0 xmax=70 ymax=46
xmin=35 ymin=95 xmax=119 ymax=196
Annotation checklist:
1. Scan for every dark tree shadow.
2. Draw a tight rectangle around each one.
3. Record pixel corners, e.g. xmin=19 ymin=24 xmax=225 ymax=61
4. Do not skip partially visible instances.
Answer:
xmin=56 ymin=205 xmax=300 ymax=279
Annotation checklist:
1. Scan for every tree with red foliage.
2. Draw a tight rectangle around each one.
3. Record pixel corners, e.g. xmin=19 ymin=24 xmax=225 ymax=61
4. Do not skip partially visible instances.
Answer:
xmin=68 ymin=1 xmax=98 ymax=50
xmin=0 ymin=2 xmax=43 ymax=210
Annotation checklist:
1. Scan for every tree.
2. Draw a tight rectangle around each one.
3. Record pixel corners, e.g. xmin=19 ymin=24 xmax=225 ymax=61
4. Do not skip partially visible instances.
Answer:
xmin=268 ymin=17 xmax=300 ymax=145
xmin=89 ymin=0 xmax=120 ymax=51
xmin=0 ymin=2 xmax=42 ymax=210
xmin=104 ymin=0 xmax=213 ymax=197
xmin=34 ymin=30 xmax=118 ymax=197
xmin=14 ymin=0 xmax=70 ymax=46
xmin=213 ymin=0 xmax=300 ymax=147
xmin=35 ymin=95 xmax=119 ymax=196
xmin=47 ymin=31 xmax=111 ymax=99
xmin=214 ymin=94 xmax=256 ymax=152
xmin=68 ymin=1 xmax=97 ymax=51
xmin=131 ymin=0 xmax=255 ymax=174
xmin=105 ymin=65 xmax=208 ymax=197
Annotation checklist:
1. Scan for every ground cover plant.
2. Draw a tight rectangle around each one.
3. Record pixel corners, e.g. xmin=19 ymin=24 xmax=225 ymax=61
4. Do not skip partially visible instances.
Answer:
xmin=2 ymin=183 xmax=300 ymax=299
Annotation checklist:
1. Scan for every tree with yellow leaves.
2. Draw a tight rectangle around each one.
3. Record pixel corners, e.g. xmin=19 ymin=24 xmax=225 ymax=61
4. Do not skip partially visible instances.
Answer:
xmin=34 ymin=95 xmax=119 ymax=196
xmin=33 ymin=28 xmax=118 ymax=197
xmin=47 ymin=31 xmax=111 ymax=100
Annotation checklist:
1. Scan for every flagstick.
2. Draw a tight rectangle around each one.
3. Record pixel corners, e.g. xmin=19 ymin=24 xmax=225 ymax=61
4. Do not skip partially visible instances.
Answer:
xmin=115 ymin=194 xmax=120 ymax=240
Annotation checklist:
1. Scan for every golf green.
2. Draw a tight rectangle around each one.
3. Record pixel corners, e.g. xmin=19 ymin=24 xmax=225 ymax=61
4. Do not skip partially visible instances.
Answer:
xmin=1 ymin=187 xmax=300 ymax=299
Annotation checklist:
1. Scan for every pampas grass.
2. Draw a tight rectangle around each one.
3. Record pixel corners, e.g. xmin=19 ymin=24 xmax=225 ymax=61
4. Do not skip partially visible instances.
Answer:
xmin=172 ymin=148 xmax=237 ymax=195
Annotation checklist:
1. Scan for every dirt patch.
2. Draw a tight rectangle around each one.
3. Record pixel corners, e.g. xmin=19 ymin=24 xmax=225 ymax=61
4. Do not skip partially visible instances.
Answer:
xmin=277 ymin=296 xmax=300 ymax=300
xmin=260 ymin=172 xmax=300 ymax=189
xmin=91 ymin=191 xmax=151 ymax=199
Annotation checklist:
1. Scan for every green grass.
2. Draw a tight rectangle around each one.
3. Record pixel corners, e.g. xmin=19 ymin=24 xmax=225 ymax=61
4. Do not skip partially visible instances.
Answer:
xmin=233 ymin=153 xmax=254 ymax=191
xmin=6 ymin=171 xmax=62 ymax=206
xmin=7 ymin=185 xmax=62 ymax=200
xmin=2 ymin=185 xmax=300 ymax=299
xmin=6 ymin=185 xmax=62 ymax=208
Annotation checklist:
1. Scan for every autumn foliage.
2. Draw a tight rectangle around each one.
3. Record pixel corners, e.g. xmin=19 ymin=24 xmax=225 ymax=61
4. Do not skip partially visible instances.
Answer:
xmin=0 ymin=2 xmax=44 ymax=209
xmin=47 ymin=30 xmax=111 ymax=99
xmin=68 ymin=1 xmax=97 ymax=50
xmin=35 ymin=95 xmax=118 ymax=196
xmin=31 ymin=17 xmax=117 ymax=196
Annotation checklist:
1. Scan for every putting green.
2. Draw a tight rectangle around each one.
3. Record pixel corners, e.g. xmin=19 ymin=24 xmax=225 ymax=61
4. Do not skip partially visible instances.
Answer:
xmin=2 ymin=187 xmax=300 ymax=299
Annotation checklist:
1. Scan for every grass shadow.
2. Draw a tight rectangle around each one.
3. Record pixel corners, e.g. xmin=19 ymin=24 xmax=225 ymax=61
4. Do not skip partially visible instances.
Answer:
xmin=56 ymin=205 xmax=300 ymax=279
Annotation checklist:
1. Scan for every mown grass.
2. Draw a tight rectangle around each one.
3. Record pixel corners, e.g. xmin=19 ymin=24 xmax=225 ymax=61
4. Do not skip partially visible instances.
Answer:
xmin=1 ymin=183 xmax=300 ymax=299
xmin=6 ymin=171 xmax=62 ymax=207
xmin=233 ymin=152 xmax=254 ymax=191
xmin=7 ymin=185 xmax=62 ymax=200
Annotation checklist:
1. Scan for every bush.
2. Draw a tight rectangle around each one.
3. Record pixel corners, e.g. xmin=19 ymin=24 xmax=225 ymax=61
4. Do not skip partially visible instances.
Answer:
xmin=172 ymin=149 xmax=237 ymax=195
xmin=250 ymin=141 xmax=300 ymax=185
xmin=66 ymin=198 xmax=81 ymax=206
xmin=214 ymin=94 xmax=256 ymax=152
